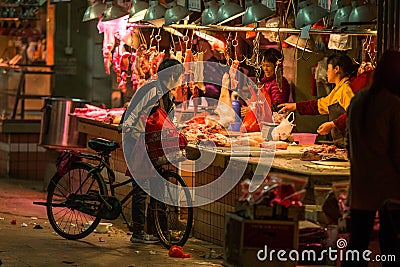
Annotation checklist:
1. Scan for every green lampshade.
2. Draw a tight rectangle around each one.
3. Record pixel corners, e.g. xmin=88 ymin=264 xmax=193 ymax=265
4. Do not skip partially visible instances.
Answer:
xmin=164 ymin=0 xmax=190 ymax=26
xmin=217 ymin=0 xmax=244 ymax=24
xmin=333 ymin=4 xmax=352 ymax=27
xmin=348 ymin=2 xmax=377 ymax=23
xmin=82 ymin=0 xmax=106 ymax=22
xmin=102 ymin=1 xmax=128 ymax=22
xmin=201 ymin=0 xmax=219 ymax=26
xmin=143 ymin=0 xmax=167 ymax=21
xmin=242 ymin=0 xmax=274 ymax=26
xmin=129 ymin=0 xmax=149 ymax=22
xmin=295 ymin=0 xmax=328 ymax=29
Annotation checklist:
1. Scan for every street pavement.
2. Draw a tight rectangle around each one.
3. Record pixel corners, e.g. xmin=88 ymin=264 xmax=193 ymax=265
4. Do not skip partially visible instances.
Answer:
xmin=0 ymin=177 xmax=223 ymax=267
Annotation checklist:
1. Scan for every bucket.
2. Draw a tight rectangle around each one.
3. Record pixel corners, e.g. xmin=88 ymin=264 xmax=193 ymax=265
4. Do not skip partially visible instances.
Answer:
xmin=39 ymin=97 xmax=89 ymax=148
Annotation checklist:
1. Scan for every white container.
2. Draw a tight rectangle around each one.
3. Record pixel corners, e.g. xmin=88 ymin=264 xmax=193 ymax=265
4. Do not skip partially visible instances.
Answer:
xmin=261 ymin=123 xmax=278 ymax=141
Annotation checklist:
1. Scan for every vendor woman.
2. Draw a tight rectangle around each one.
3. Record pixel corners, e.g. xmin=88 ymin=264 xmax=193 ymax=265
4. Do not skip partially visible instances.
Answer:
xmin=260 ymin=48 xmax=291 ymax=109
xmin=279 ymin=54 xmax=356 ymax=146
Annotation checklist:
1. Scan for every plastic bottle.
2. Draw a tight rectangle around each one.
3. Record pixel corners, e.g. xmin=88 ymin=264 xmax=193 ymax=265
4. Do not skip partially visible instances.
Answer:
xmin=232 ymin=99 xmax=241 ymax=122
xmin=231 ymin=92 xmax=241 ymax=122
xmin=230 ymin=92 xmax=241 ymax=131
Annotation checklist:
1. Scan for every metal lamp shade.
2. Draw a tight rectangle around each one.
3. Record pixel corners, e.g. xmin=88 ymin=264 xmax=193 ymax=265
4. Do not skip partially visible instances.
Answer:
xmin=144 ymin=0 xmax=167 ymax=21
xmin=164 ymin=4 xmax=190 ymax=26
xmin=217 ymin=0 xmax=244 ymax=23
xmin=102 ymin=2 xmax=129 ymax=21
xmin=242 ymin=0 xmax=274 ymax=26
xmin=333 ymin=4 xmax=352 ymax=27
xmin=330 ymin=0 xmax=340 ymax=12
xmin=295 ymin=0 xmax=328 ymax=29
xmin=201 ymin=0 xmax=219 ymax=26
xmin=284 ymin=35 xmax=316 ymax=53
xmin=130 ymin=0 xmax=149 ymax=18
xmin=348 ymin=3 xmax=377 ymax=23
xmin=82 ymin=1 xmax=106 ymax=22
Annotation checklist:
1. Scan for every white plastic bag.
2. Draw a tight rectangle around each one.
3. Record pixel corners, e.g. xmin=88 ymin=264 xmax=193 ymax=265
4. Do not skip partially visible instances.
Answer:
xmin=272 ymin=112 xmax=295 ymax=141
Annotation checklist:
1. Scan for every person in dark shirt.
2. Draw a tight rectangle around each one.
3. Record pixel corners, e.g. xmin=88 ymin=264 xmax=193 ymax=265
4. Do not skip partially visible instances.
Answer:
xmin=342 ymin=50 xmax=400 ymax=267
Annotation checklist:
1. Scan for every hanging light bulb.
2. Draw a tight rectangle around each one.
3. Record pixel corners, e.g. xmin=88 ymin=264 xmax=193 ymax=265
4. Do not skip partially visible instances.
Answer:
xmin=295 ymin=0 xmax=328 ymax=29
xmin=164 ymin=0 xmax=190 ymax=26
xmin=82 ymin=0 xmax=106 ymax=22
xmin=217 ymin=0 xmax=244 ymax=24
xmin=129 ymin=0 xmax=149 ymax=22
xmin=242 ymin=0 xmax=274 ymax=26
xmin=102 ymin=1 xmax=129 ymax=22
xmin=201 ymin=0 xmax=219 ymax=26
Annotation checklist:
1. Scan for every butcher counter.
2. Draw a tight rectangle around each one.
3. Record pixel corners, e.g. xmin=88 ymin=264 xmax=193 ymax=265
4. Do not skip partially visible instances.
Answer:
xmin=76 ymin=117 xmax=350 ymax=246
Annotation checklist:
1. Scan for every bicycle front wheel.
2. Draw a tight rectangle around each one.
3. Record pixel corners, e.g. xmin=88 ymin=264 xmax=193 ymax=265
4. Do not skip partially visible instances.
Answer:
xmin=46 ymin=161 xmax=108 ymax=240
xmin=152 ymin=171 xmax=193 ymax=248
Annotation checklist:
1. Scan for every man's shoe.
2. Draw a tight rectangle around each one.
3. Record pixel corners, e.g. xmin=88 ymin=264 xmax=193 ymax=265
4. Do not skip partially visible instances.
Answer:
xmin=130 ymin=231 xmax=159 ymax=244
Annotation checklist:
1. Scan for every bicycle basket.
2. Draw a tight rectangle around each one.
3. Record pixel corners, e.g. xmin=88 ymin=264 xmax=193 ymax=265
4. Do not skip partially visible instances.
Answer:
xmin=56 ymin=150 xmax=81 ymax=176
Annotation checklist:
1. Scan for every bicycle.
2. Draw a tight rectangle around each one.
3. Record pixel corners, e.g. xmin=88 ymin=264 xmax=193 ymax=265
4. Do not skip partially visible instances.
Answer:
xmin=34 ymin=138 xmax=193 ymax=249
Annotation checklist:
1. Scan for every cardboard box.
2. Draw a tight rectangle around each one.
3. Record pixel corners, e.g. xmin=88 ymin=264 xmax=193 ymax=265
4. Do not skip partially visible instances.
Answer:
xmin=224 ymin=213 xmax=298 ymax=267
xmin=235 ymin=201 xmax=305 ymax=221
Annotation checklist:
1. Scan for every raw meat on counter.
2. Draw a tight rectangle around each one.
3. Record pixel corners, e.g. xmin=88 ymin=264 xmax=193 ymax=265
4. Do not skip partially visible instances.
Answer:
xmin=299 ymin=144 xmax=348 ymax=161
xmin=231 ymin=134 xmax=263 ymax=147
xmin=72 ymin=104 xmax=125 ymax=125
xmin=181 ymin=115 xmax=265 ymax=147
xmin=259 ymin=141 xmax=289 ymax=150
xmin=181 ymin=115 xmax=231 ymax=146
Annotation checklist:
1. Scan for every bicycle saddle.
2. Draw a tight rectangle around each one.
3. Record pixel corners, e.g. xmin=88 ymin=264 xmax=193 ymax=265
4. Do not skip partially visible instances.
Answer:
xmin=88 ymin=138 xmax=120 ymax=153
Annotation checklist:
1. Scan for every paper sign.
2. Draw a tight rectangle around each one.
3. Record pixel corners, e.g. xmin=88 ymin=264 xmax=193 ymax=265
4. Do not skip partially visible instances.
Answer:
xmin=300 ymin=25 xmax=311 ymax=39
xmin=188 ymin=0 xmax=201 ymax=12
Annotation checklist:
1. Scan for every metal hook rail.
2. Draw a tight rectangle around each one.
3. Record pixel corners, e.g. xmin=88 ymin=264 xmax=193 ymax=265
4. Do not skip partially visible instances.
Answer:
xmin=126 ymin=22 xmax=377 ymax=36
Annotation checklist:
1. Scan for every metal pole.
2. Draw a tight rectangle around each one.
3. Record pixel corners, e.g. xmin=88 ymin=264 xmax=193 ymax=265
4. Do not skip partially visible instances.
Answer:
xmin=393 ymin=1 xmax=400 ymax=50
xmin=384 ymin=0 xmax=388 ymax=51
xmin=388 ymin=0 xmax=394 ymax=49
xmin=167 ymin=23 xmax=377 ymax=35
xmin=377 ymin=0 xmax=383 ymax=58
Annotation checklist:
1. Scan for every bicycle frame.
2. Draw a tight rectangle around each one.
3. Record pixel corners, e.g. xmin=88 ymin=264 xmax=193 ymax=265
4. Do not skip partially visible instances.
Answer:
xmin=76 ymin=151 xmax=164 ymax=228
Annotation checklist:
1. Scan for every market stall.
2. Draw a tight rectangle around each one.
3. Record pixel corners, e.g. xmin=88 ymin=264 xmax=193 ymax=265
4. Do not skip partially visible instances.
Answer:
xmin=72 ymin=110 xmax=350 ymax=246
xmin=6 ymin=0 xmax=399 ymax=263
xmin=62 ymin=0 xmax=375 ymax=250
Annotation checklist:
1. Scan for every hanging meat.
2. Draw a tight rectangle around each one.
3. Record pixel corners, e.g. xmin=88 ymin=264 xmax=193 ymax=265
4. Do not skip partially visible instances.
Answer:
xmin=97 ymin=16 xmax=127 ymax=75
xmin=132 ymin=44 xmax=148 ymax=88
xmin=118 ymin=51 xmax=131 ymax=93
xmin=275 ymin=58 xmax=283 ymax=91
xmin=112 ymin=38 xmax=122 ymax=83
xmin=229 ymin=59 xmax=240 ymax=91
xmin=103 ymin=43 xmax=114 ymax=75
xmin=215 ymin=73 xmax=235 ymax=127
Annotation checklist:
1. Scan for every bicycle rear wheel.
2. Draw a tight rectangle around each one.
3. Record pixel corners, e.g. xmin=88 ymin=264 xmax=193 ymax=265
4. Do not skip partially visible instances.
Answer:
xmin=152 ymin=171 xmax=193 ymax=248
xmin=46 ymin=161 xmax=108 ymax=240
